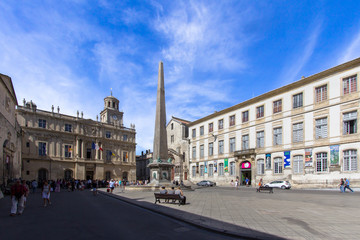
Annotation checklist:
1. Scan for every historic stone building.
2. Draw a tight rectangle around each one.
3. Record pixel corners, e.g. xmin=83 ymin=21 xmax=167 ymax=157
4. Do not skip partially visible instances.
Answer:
xmin=188 ymin=58 xmax=360 ymax=188
xmin=136 ymin=150 xmax=152 ymax=181
xmin=167 ymin=116 xmax=190 ymax=182
xmin=17 ymin=94 xmax=136 ymax=182
xmin=0 ymin=74 xmax=22 ymax=184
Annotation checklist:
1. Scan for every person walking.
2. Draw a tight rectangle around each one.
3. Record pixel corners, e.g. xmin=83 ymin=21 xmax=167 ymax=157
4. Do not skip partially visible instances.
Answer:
xmin=338 ymin=178 xmax=345 ymax=193
xmin=92 ymin=180 xmax=98 ymax=196
xmin=10 ymin=179 xmax=26 ymax=216
xmin=22 ymin=180 xmax=29 ymax=207
xmin=31 ymin=179 xmax=38 ymax=193
xmin=344 ymin=178 xmax=354 ymax=192
xmin=235 ymin=179 xmax=239 ymax=190
xmin=109 ymin=179 xmax=115 ymax=193
xmin=42 ymin=181 xmax=51 ymax=207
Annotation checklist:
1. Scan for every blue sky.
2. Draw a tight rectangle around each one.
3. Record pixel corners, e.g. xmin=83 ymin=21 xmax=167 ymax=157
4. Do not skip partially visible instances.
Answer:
xmin=1 ymin=1 xmax=360 ymax=154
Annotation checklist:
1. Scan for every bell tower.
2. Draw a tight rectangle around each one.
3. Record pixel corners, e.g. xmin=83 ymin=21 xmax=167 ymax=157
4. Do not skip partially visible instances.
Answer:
xmin=100 ymin=91 xmax=123 ymax=125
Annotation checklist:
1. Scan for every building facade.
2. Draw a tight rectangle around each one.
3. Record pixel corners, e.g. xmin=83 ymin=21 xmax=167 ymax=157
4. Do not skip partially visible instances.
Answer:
xmin=0 ymin=74 xmax=22 ymax=184
xmin=136 ymin=150 xmax=152 ymax=181
xmin=17 ymin=94 xmax=136 ymax=182
xmin=188 ymin=58 xmax=360 ymax=188
xmin=167 ymin=116 xmax=190 ymax=182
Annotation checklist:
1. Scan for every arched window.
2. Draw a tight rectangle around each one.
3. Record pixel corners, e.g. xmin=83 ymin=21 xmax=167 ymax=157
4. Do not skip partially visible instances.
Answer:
xmin=257 ymin=159 xmax=264 ymax=175
xmin=192 ymin=166 xmax=196 ymax=177
xmin=230 ymin=162 xmax=235 ymax=176
xmin=219 ymin=163 xmax=224 ymax=176
xmin=274 ymin=157 xmax=283 ymax=174
xmin=209 ymin=164 xmax=214 ymax=177
xmin=293 ymin=156 xmax=304 ymax=174
xmin=316 ymin=152 xmax=328 ymax=172
xmin=343 ymin=150 xmax=357 ymax=171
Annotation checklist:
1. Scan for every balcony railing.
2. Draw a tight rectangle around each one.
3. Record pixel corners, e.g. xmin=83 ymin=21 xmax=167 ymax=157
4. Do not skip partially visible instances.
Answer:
xmin=234 ymin=148 xmax=256 ymax=157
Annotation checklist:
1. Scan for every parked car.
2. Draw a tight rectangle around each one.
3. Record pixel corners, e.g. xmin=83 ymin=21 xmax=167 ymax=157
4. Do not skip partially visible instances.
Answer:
xmin=264 ymin=180 xmax=291 ymax=189
xmin=197 ymin=180 xmax=216 ymax=187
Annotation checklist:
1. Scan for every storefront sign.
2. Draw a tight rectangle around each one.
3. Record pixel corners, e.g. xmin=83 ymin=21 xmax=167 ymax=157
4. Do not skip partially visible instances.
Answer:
xmin=284 ymin=151 xmax=291 ymax=168
xmin=330 ymin=145 xmax=339 ymax=165
xmin=266 ymin=153 xmax=271 ymax=169
xmin=224 ymin=158 xmax=228 ymax=172
xmin=305 ymin=148 xmax=313 ymax=167
xmin=241 ymin=161 xmax=251 ymax=169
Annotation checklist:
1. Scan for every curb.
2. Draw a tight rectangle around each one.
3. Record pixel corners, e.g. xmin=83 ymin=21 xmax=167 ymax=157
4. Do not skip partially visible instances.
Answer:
xmin=99 ymin=190 xmax=285 ymax=240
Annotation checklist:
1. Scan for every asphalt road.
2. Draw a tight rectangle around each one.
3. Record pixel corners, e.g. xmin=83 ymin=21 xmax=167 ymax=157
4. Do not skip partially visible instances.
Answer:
xmin=0 ymin=190 xmax=243 ymax=240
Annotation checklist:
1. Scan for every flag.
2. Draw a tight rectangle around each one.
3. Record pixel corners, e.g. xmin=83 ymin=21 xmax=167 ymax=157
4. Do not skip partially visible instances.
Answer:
xmin=112 ymin=152 xmax=116 ymax=156
xmin=126 ymin=153 xmax=128 ymax=159
xmin=69 ymin=147 xmax=72 ymax=152
xmin=91 ymin=142 xmax=96 ymax=149
xmin=99 ymin=146 xmax=103 ymax=151
xmin=95 ymin=143 xmax=100 ymax=150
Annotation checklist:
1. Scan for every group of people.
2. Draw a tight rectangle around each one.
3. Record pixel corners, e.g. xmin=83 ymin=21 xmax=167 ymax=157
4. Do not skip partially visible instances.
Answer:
xmin=339 ymin=178 xmax=354 ymax=193
xmin=230 ymin=177 xmax=251 ymax=189
xmin=159 ymin=186 xmax=186 ymax=204
xmin=10 ymin=179 xmax=52 ymax=216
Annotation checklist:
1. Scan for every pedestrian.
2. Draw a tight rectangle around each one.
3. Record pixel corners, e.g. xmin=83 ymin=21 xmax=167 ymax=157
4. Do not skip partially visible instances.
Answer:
xmin=338 ymin=178 xmax=345 ymax=193
xmin=55 ymin=179 xmax=61 ymax=192
xmin=245 ymin=177 xmax=250 ymax=187
xmin=22 ymin=180 xmax=29 ymax=207
xmin=109 ymin=179 xmax=115 ymax=193
xmin=10 ymin=179 xmax=26 ymax=216
xmin=344 ymin=178 xmax=354 ymax=192
xmin=258 ymin=178 xmax=263 ymax=188
xmin=92 ymin=180 xmax=98 ymax=196
xmin=42 ymin=181 xmax=51 ymax=207
xmin=235 ymin=179 xmax=239 ymax=190
xmin=31 ymin=179 xmax=38 ymax=193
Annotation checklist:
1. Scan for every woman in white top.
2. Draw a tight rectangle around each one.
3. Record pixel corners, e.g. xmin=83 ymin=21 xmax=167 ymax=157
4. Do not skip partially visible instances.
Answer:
xmin=42 ymin=181 xmax=51 ymax=207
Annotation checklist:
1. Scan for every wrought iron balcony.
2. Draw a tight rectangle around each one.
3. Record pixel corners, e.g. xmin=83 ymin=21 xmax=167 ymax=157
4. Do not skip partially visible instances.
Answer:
xmin=234 ymin=148 xmax=256 ymax=158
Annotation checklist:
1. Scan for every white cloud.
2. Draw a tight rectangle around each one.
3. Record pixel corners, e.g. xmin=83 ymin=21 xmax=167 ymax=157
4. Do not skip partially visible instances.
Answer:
xmin=339 ymin=29 xmax=360 ymax=64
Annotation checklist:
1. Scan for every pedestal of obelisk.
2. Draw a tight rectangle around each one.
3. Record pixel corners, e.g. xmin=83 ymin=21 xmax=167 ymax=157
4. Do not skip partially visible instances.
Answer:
xmin=147 ymin=61 xmax=174 ymax=186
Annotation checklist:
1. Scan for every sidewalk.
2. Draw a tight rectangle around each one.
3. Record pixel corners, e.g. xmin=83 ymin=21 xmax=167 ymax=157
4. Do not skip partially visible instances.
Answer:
xmin=100 ymin=186 xmax=360 ymax=240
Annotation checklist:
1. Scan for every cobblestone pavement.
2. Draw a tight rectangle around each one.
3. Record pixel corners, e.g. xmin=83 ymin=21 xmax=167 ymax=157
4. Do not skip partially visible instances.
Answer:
xmin=100 ymin=186 xmax=360 ymax=240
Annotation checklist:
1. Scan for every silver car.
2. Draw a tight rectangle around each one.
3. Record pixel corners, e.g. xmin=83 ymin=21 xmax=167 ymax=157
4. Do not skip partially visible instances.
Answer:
xmin=264 ymin=180 xmax=291 ymax=189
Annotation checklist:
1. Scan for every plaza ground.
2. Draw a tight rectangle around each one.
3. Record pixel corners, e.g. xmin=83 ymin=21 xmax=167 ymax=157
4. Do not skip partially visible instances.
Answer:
xmin=100 ymin=185 xmax=360 ymax=240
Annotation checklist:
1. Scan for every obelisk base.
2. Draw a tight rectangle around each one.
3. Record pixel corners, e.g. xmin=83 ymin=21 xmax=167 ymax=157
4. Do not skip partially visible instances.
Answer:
xmin=147 ymin=162 xmax=174 ymax=186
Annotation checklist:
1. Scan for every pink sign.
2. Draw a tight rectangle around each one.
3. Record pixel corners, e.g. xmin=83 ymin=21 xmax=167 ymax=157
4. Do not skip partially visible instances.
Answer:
xmin=241 ymin=161 xmax=251 ymax=169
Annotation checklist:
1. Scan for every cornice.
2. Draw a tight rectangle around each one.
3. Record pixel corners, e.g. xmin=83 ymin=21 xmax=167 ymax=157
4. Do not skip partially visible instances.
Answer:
xmin=189 ymin=57 xmax=360 ymax=127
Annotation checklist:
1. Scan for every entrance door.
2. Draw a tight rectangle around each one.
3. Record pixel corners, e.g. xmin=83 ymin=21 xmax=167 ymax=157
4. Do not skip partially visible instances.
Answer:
xmin=240 ymin=170 xmax=251 ymax=186
xmin=184 ymin=172 xmax=188 ymax=180
xmin=38 ymin=169 xmax=48 ymax=182
xmin=86 ymin=171 xmax=94 ymax=180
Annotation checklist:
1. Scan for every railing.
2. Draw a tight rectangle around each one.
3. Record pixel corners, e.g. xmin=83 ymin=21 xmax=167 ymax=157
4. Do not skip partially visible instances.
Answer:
xmin=234 ymin=148 xmax=256 ymax=157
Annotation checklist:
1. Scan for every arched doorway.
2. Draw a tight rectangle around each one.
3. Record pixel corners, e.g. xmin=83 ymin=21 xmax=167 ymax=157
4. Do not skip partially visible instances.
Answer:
xmin=64 ymin=169 xmax=73 ymax=180
xmin=38 ymin=168 xmax=48 ymax=182
xmin=240 ymin=161 xmax=251 ymax=186
xmin=122 ymin=172 xmax=128 ymax=181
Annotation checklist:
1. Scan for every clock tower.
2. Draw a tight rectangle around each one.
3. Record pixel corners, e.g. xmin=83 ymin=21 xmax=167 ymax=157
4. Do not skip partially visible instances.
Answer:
xmin=100 ymin=92 xmax=124 ymax=125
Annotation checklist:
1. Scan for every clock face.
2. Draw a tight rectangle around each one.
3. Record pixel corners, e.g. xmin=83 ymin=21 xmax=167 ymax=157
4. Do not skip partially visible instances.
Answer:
xmin=112 ymin=115 xmax=118 ymax=120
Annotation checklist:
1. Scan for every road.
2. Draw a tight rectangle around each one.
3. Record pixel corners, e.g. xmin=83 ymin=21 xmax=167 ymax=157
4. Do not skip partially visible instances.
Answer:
xmin=0 ymin=190 xmax=243 ymax=240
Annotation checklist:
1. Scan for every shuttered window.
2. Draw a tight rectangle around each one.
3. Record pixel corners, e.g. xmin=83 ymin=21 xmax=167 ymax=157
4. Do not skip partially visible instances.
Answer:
xmin=209 ymin=142 xmax=214 ymax=156
xmin=293 ymin=93 xmax=303 ymax=109
xmin=230 ymin=162 xmax=235 ymax=176
xmin=343 ymin=150 xmax=357 ymax=171
xmin=192 ymin=146 xmax=196 ymax=158
xmin=343 ymin=75 xmax=357 ymax=95
xmin=315 ymin=85 xmax=327 ymax=102
xmin=229 ymin=138 xmax=236 ymax=152
xmin=200 ymin=145 xmax=204 ymax=158
xmin=293 ymin=122 xmax=303 ymax=143
xmin=200 ymin=165 xmax=205 ymax=176
xmin=256 ymin=131 xmax=264 ymax=148
xmin=316 ymin=152 xmax=328 ymax=172
xmin=273 ymin=100 xmax=282 ymax=113
xmin=242 ymin=111 xmax=249 ymax=122
xmin=218 ymin=140 xmax=224 ymax=154
xmin=257 ymin=159 xmax=264 ymax=175
xmin=343 ymin=111 xmax=357 ymax=135
xmin=273 ymin=127 xmax=282 ymax=145
xmin=256 ymin=105 xmax=264 ymax=118
xmin=209 ymin=164 xmax=214 ymax=176
xmin=192 ymin=166 xmax=196 ymax=177
xmin=242 ymin=135 xmax=249 ymax=150
xmin=274 ymin=157 xmax=283 ymax=174
xmin=315 ymin=118 xmax=327 ymax=139
xmin=293 ymin=155 xmax=304 ymax=174
xmin=219 ymin=163 xmax=224 ymax=176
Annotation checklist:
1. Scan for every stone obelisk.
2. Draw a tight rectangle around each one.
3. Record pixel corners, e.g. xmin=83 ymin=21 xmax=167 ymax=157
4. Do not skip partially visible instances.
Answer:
xmin=148 ymin=61 xmax=174 ymax=185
